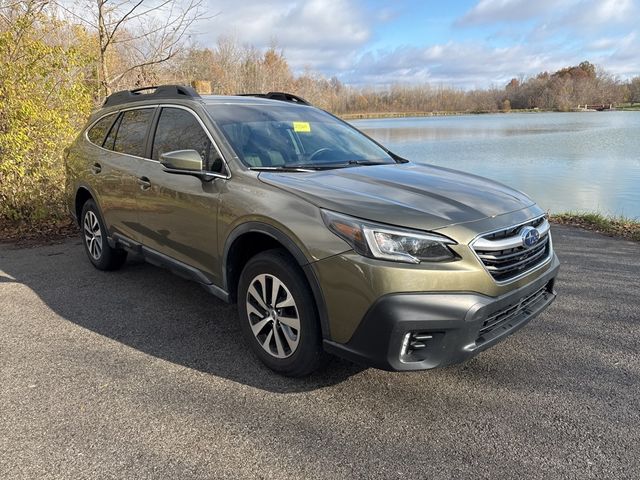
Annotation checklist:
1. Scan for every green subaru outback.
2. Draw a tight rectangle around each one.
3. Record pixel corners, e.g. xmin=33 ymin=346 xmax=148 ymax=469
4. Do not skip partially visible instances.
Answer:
xmin=65 ymin=85 xmax=559 ymax=376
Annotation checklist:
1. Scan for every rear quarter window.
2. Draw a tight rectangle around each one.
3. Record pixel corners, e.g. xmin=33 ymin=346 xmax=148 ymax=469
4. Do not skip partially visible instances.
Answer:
xmin=86 ymin=113 xmax=117 ymax=147
xmin=103 ymin=114 xmax=122 ymax=151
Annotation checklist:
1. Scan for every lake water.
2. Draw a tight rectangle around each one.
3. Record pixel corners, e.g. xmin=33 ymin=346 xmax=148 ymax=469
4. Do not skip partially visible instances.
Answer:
xmin=352 ymin=112 xmax=640 ymax=219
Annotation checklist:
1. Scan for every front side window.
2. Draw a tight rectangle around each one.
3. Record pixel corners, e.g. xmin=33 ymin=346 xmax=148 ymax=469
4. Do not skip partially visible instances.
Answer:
xmin=87 ymin=113 xmax=117 ymax=146
xmin=112 ymin=108 xmax=154 ymax=158
xmin=151 ymin=107 xmax=222 ymax=172
xmin=206 ymin=104 xmax=395 ymax=169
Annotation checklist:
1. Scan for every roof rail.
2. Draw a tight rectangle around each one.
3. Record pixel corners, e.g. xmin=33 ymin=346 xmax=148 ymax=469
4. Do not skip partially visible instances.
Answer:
xmin=103 ymin=85 xmax=201 ymax=108
xmin=238 ymin=92 xmax=311 ymax=105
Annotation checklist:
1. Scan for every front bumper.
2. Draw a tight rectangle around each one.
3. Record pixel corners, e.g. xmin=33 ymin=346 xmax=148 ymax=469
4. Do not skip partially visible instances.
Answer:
xmin=323 ymin=255 xmax=560 ymax=371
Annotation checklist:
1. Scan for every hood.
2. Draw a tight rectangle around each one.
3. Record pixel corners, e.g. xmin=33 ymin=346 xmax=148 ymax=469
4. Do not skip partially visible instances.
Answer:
xmin=258 ymin=163 xmax=535 ymax=231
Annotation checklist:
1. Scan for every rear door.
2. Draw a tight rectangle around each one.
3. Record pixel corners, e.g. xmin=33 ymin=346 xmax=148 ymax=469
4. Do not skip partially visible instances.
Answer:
xmin=87 ymin=107 xmax=155 ymax=242
xmin=134 ymin=106 xmax=227 ymax=284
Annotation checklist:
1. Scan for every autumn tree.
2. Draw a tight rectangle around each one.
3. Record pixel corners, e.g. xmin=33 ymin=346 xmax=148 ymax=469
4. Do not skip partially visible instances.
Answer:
xmin=502 ymin=61 xmax=627 ymax=110
xmin=261 ymin=47 xmax=293 ymax=92
xmin=0 ymin=0 xmax=93 ymax=223
xmin=629 ymin=77 xmax=640 ymax=103
xmin=55 ymin=0 xmax=206 ymax=97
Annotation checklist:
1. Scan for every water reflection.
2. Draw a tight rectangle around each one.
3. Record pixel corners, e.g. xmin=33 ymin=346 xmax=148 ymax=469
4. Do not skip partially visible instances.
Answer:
xmin=353 ymin=112 xmax=640 ymax=218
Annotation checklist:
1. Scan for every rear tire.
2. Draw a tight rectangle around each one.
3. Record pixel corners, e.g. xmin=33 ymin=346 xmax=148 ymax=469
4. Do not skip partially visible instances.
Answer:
xmin=80 ymin=199 xmax=127 ymax=271
xmin=237 ymin=249 xmax=326 ymax=377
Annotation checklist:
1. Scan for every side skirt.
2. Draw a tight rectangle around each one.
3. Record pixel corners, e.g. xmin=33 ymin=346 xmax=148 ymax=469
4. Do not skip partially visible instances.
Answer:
xmin=110 ymin=233 xmax=230 ymax=303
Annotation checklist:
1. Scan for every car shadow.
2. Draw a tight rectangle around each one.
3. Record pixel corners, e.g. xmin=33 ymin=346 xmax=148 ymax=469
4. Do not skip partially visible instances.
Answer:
xmin=0 ymin=238 xmax=364 ymax=394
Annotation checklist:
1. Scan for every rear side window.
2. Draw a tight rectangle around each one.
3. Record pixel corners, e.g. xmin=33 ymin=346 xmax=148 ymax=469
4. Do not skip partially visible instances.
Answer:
xmin=152 ymin=107 xmax=223 ymax=172
xmin=112 ymin=108 xmax=154 ymax=158
xmin=87 ymin=113 xmax=117 ymax=146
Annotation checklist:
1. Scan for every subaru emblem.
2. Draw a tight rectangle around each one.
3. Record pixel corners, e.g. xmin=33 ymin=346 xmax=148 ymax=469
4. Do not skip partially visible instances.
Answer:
xmin=520 ymin=226 xmax=540 ymax=248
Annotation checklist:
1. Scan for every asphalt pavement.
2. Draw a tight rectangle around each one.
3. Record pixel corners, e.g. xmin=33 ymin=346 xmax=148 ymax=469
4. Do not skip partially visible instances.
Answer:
xmin=1 ymin=225 xmax=638 ymax=479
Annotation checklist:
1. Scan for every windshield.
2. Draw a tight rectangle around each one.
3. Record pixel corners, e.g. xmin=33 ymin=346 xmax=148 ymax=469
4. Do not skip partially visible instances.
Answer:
xmin=205 ymin=103 xmax=396 ymax=169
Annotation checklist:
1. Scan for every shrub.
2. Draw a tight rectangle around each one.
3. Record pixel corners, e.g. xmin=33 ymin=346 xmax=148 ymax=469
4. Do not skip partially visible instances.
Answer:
xmin=0 ymin=7 xmax=93 ymax=224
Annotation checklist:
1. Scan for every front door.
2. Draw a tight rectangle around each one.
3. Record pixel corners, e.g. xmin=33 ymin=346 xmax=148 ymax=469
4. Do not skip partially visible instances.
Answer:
xmin=134 ymin=106 xmax=226 ymax=284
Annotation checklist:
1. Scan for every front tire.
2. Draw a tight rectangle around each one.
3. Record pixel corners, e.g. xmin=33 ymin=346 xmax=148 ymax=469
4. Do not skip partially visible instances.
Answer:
xmin=237 ymin=249 xmax=326 ymax=377
xmin=80 ymin=199 xmax=127 ymax=271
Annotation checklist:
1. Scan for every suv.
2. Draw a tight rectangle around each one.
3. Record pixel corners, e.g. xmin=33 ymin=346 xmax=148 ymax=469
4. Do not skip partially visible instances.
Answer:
xmin=66 ymin=85 xmax=559 ymax=376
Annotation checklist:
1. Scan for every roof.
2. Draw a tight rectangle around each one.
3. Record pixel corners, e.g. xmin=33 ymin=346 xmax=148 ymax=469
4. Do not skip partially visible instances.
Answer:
xmin=102 ymin=85 xmax=312 ymax=109
xmin=200 ymin=95 xmax=311 ymax=107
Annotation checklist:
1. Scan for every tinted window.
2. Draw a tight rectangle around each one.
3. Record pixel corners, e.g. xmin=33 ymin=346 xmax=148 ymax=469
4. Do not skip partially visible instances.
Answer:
xmin=103 ymin=114 xmax=122 ymax=151
xmin=152 ymin=107 xmax=222 ymax=172
xmin=113 ymin=108 xmax=154 ymax=157
xmin=87 ymin=113 xmax=117 ymax=146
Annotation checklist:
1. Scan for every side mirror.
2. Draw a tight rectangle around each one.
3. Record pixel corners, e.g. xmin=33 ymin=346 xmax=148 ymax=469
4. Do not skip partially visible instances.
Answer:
xmin=160 ymin=149 xmax=203 ymax=173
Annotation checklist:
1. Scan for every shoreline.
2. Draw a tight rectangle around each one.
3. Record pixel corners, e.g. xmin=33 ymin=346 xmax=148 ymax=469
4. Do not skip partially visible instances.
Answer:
xmin=548 ymin=213 xmax=639 ymax=242
xmin=339 ymin=109 xmax=539 ymax=120
xmin=339 ymin=108 xmax=640 ymax=120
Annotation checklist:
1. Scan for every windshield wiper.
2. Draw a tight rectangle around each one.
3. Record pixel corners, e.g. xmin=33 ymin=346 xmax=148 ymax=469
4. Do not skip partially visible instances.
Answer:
xmin=249 ymin=161 xmax=388 ymax=172
xmin=249 ymin=164 xmax=346 ymax=172
xmin=310 ymin=160 xmax=387 ymax=168
xmin=248 ymin=165 xmax=319 ymax=172
xmin=345 ymin=160 xmax=387 ymax=166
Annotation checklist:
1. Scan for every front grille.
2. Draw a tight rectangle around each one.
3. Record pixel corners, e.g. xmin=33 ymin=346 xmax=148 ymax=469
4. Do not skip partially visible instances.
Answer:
xmin=473 ymin=216 xmax=551 ymax=282
xmin=476 ymin=282 xmax=552 ymax=344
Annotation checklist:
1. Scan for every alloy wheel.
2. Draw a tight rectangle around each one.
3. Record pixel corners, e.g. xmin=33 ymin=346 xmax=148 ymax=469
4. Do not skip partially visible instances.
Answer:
xmin=83 ymin=210 xmax=103 ymax=260
xmin=245 ymin=273 xmax=300 ymax=358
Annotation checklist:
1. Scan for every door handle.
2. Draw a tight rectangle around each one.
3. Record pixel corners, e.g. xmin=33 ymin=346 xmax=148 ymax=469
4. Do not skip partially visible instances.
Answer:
xmin=91 ymin=163 xmax=102 ymax=174
xmin=137 ymin=176 xmax=151 ymax=190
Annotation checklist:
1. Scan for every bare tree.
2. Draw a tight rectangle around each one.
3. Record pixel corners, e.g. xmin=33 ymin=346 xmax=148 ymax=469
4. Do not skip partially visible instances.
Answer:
xmin=54 ymin=0 xmax=206 ymax=97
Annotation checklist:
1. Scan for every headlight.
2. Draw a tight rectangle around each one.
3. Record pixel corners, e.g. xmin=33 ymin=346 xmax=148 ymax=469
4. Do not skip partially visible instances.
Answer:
xmin=321 ymin=210 xmax=457 ymax=263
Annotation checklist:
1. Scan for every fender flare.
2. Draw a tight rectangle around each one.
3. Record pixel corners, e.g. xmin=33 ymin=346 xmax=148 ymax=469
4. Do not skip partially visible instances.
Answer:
xmin=223 ymin=221 xmax=332 ymax=340
xmin=74 ymin=184 xmax=119 ymax=247
xmin=73 ymin=184 xmax=101 ymax=222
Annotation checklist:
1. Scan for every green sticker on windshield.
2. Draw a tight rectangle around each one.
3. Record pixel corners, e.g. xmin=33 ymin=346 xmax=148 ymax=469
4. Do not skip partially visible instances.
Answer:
xmin=293 ymin=121 xmax=311 ymax=132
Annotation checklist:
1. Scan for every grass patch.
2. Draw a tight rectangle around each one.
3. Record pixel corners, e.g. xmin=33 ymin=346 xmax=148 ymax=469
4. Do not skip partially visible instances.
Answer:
xmin=550 ymin=212 xmax=640 ymax=242
xmin=615 ymin=103 xmax=640 ymax=111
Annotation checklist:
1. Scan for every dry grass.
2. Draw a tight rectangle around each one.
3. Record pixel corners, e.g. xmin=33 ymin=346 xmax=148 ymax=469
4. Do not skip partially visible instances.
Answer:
xmin=550 ymin=212 xmax=640 ymax=242
xmin=0 ymin=218 xmax=78 ymax=247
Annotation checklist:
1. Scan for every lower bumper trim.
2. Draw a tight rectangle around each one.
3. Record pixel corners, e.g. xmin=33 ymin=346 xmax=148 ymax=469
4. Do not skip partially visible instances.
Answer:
xmin=324 ymin=256 xmax=560 ymax=371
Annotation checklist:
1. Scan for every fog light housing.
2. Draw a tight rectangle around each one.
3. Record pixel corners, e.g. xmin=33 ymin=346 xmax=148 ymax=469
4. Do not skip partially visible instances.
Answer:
xmin=400 ymin=331 xmax=434 ymax=362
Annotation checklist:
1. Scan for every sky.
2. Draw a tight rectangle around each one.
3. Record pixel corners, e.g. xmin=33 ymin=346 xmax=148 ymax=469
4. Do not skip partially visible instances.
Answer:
xmin=199 ymin=0 xmax=640 ymax=88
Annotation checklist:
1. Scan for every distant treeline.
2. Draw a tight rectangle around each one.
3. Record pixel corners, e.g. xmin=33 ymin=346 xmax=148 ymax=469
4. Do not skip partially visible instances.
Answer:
xmin=162 ymin=43 xmax=640 ymax=114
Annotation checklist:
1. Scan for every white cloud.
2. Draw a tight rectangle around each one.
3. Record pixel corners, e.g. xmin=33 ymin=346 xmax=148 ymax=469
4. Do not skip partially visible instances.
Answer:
xmin=457 ymin=0 xmax=562 ymax=26
xmin=188 ymin=0 xmax=640 ymax=87
xmin=200 ymin=0 xmax=371 ymax=71
xmin=461 ymin=0 xmax=638 ymax=35
xmin=341 ymin=42 xmax=570 ymax=88
xmin=588 ymin=32 xmax=637 ymax=51
xmin=345 ymin=29 xmax=640 ymax=88
xmin=457 ymin=0 xmax=638 ymax=44
xmin=591 ymin=0 xmax=635 ymax=22
xmin=591 ymin=31 xmax=640 ymax=76
xmin=440 ymin=0 xmax=640 ymax=86
xmin=553 ymin=0 xmax=638 ymax=31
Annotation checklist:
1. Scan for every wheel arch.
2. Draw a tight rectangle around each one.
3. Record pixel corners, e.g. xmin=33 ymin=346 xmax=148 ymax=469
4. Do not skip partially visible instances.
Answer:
xmin=223 ymin=222 xmax=331 ymax=340
xmin=74 ymin=185 xmax=98 ymax=226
